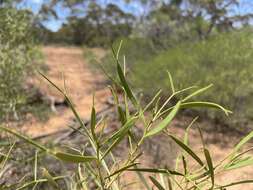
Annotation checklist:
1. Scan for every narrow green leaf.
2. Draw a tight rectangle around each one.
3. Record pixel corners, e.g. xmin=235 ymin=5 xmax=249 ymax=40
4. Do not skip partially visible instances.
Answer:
xmin=102 ymin=117 xmax=137 ymax=158
xmin=167 ymin=71 xmax=175 ymax=94
xmin=168 ymin=134 xmax=204 ymax=167
xmin=117 ymin=62 xmax=137 ymax=106
xmin=175 ymin=119 xmax=198 ymax=172
xmin=112 ymin=47 xmax=138 ymax=106
xmin=91 ymin=106 xmax=97 ymax=143
xmin=143 ymin=89 xmax=162 ymax=112
xmin=204 ymin=148 xmax=214 ymax=189
xmin=182 ymin=84 xmax=213 ymax=102
xmin=106 ymin=163 xmax=138 ymax=178
xmin=180 ymin=101 xmax=232 ymax=116
xmin=225 ymin=156 xmax=253 ymax=170
xmin=16 ymin=176 xmax=66 ymax=190
xmin=184 ymin=117 xmax=198 ymax=145
xmin=0 ymin=126 xmax=48 ymax=152
xmin=232 ymin=130 xmax=253 ymax=157
xmin=198 ymin=126 xmax=205 ymax=149
xmin=123 ymin=88 xmax=130 ymax=120
xmin=118 ymin=106 xmax=127 ymax=124
xmin=54 ymin=152 xmax=96 ymax=163
xmin=127 ymin=168 xmax=183 ymax=176
xmin=149 ymin=176 xmax=165 ymax=190
xmin=105 ymin=117 xmax=137 ymax=144
xmin=182 ymin=155 xmax=187 ymax=175
xmin=145 ymin=101 xmax=181 ymax=138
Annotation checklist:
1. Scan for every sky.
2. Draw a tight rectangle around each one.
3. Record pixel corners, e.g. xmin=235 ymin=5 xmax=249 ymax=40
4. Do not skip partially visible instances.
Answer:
xmin=20 ymin=0 xmax=253 ymax=32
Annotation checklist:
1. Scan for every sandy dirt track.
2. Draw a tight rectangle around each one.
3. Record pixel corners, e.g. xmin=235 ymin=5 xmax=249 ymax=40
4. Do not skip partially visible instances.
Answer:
xmin=22 ymin=46 xmax=109 ymax=137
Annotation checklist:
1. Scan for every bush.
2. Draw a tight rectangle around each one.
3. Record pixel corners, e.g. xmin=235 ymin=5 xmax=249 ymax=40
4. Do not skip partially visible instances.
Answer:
xmin=100 ymin=37 xmax=157 ymax=76
xmin=103 ymin=30 xmax=253 ymax=131
xmin=0 ymin=8 xmax=42 ymax=121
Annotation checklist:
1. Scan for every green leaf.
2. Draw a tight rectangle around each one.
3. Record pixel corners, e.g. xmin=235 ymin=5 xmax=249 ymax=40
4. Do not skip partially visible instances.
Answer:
xmin=180 ymin=101 xmax=232 ymax=116
xmin=145 ymin=101 xmax=181 ymax=138
xmin=116 ymin=40 xmax=123 ymax=59
xmin=149 ymin=176 xmax=165 ymax=190
xmin=102 ymin=117 xmax=137 ymax=158
xmin=225 ymin=156 xmax=253 ymax=170
xmin=182 ymin=155 xmax=187 ymax=175
xmin=127 ymin=168 xmax=183 ymax=176
xmin=0 ymin=126 xmax=48 ymax=152
xmin=118 ymin=105 xmax=127 ymax=124
xmin=91 ymin=106 xmax=97 ymax=143
xmin=204 ymin=148 xmax=214 ymax=189
xmin=112 ymin=47 xmax=138 ymax=107
xmin=167 ymin=71 xmax=175 ymax=94
xmin=117 ymin=62 xmax=137 ymax=106
xmin=232 ymin=130 xmax=253 ymax=157
xmin=184 ymin=117 xmax=198 ymax=145
xmin=143 ymin=89 xmax=162 ymax=112
xmin=14 ymin=176 xmax=66 ymax=190
xmin=105 ymin=117 xmax=137 ymax=144
xmin=54 ymin=152 xmax=96 ymax=163
xmin=182 ymin=84 xmax=213 ymax=102
xmin=168 ymin=134 xmax=204 ymax=167
xmin=106 ymin=163 xmax=138 ymax=178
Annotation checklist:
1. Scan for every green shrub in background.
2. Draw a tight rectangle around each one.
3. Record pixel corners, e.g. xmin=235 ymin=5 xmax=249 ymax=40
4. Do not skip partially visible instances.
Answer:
xmin=102 ymin=30 xmax=253 ymax=131
xmin=100 ymin=37 xmax=157 ymax=75
xmin=0 ymin=8 xmax=42 ymax=121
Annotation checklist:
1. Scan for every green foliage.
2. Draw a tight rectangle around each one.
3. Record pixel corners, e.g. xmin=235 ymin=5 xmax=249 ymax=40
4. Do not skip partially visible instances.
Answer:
xmin=2 ymin=47 xmax=253 ymax=190
xmin=103 ymin=30 xmax=253 ymax=130
xmin=0 ymin=7 xmax=42 ymax=121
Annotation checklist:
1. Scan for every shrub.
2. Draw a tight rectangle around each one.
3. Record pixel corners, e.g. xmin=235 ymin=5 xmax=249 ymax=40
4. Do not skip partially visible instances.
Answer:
xmin=2 ymin=48 xmax=253 ymax=189
xmin=100 ymin=37 xmax=157 ymax=76
xmin=0 ymin=8 xmax=42 ymax=121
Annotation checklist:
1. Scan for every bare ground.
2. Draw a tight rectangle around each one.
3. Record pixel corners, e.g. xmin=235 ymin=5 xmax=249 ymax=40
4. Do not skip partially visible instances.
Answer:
xmin=16 ymin=46 xmax=253 ymax=189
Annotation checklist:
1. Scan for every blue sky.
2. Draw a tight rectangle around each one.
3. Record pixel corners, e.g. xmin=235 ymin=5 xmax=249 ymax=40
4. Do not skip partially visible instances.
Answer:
xmin=21 ymin=0 xmax=253 ymax=31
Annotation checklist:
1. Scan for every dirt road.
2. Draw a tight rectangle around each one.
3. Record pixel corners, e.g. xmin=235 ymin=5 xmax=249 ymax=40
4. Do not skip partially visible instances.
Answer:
xmin=22 ymin=46 xmax=109 ymax=137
